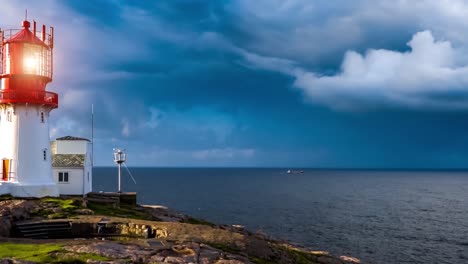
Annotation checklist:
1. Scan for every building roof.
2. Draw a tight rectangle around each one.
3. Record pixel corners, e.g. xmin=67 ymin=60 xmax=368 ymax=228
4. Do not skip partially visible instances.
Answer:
xmin=52 ymin=154 xmax=85 ymax=167
xmin=56 ymin=136 xmax=90 ymax=142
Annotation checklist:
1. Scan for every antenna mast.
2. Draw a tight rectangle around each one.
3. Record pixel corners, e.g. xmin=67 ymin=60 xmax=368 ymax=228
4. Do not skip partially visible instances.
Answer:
xmin=91 ymin=104 xmax=94 ymax=170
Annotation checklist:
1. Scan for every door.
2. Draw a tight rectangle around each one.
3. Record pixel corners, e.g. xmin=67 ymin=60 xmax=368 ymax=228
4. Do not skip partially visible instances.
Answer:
xmin=2 ymin=159 xmax=9 ymax=181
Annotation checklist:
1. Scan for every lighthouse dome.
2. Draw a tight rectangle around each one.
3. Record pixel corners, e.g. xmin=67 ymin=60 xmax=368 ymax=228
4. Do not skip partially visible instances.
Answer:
xmin=6 ymin=21 xmax=48 ymax=47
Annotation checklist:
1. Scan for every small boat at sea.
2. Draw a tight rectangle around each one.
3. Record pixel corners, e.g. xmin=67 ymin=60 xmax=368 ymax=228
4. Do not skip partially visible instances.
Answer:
xmin=287 ymin=170 xmax=304 ymax=174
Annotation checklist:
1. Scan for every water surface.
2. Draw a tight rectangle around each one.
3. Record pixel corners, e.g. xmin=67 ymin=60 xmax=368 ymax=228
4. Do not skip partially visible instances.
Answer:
xmin=93 ymin=168 xmax=468 ymax=264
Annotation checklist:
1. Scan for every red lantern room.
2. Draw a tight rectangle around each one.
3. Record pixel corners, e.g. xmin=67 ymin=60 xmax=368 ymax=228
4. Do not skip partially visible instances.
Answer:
xmin=0 ymin=20 xmax=58 ymax=108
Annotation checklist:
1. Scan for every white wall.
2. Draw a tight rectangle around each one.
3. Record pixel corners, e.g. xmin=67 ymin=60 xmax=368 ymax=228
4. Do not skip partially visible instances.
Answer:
xmin=53 ymin=168 xmax=85 ymax=195
xmin=51 ymin=139 xmax=93 ymax=195
xmin=0 ymin=105 xmax=58 ymax=197
xmin=83 ymin=148 xmax=92 ymax=194
xmin=54 ymin=140 xmax=88 ymax=155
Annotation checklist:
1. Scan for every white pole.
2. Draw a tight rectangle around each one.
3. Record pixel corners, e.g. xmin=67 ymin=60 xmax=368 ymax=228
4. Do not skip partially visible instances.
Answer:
xmin=118 ymin=162 xmax=121 ymax=193
xmin=91 ymin=104 xmax=94 ymax=169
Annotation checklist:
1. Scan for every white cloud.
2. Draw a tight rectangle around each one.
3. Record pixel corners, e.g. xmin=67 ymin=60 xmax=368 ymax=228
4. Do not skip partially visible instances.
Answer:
xmin=243 ymin=31 xmax=468 ymax=110
xmin=229 ymin=0 xmax=468 ymax=68
xmin=144 ymin=107 xmax=162 ymax=129
xmin=49 ymin=116 xmax=88 ymax=139
xmin=121 ymin=118 xmax=130 ymax=137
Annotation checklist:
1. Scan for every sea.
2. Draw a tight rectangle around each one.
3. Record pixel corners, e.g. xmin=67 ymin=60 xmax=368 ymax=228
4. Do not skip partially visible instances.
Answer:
xmin=93 ymin=168 xmax=468 ymax=264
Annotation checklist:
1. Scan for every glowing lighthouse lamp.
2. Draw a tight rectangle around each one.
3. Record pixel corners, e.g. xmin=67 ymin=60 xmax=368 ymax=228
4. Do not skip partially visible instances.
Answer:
xmin=0 ymin=19 xmax=59 ymax=197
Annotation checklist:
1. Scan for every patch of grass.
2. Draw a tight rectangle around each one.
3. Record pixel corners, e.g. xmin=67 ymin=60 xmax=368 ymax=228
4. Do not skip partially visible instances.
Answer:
xmin=87 ymin=203 xmax=154 ymax=220
xmin=31 ymin=198 xmax=83 ymax=219
xmin=184 ymin=217 xmax=216 ymax=227
xmin=0 ymin=243 xmax=110 ymax=263
xmin=42 ymin=198 xmax=80 ymax=211
xmin=0 ymin=194 xmax=14 ymax=201
xmin=0 ymin=243 xmax=61 ymax=262
xmin=250 ymin=257 xmax=278 ymax=264
xmin=48 ymin=212 xmax=69 ymax=219
xmin=209 ymin=243 xmax=241 ymax=255
xmin=275 ymin=244 xmax=318 ymax=264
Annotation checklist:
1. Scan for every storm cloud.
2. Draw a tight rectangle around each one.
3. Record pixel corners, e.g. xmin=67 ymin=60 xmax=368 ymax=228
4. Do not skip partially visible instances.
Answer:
xmin=2 ymin=0 xmax=468 ymax=167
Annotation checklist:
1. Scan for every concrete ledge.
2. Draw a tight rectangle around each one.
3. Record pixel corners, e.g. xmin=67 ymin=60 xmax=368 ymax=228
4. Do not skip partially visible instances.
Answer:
xmin=87 ymin=192 xmax=137 ymax=207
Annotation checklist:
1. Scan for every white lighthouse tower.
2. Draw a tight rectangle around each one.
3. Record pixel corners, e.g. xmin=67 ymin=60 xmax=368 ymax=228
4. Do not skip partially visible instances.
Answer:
xmin=0 ymin=19 xmax=59 ymax=197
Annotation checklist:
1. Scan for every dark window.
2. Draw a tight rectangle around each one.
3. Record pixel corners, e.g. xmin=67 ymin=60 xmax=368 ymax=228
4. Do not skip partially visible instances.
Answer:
xmin=43 ymin=149 xmax=47 ymax=161
xmin=58 ymin=172 xmax=69 ymax=183
xmin=40 ymin=112 xmax=45 ymax=123
xmin=7 ymin=111 xmax=12 ymax=122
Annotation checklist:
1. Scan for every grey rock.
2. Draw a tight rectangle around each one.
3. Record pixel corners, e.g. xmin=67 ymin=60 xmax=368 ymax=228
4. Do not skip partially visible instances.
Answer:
xmin=148 ymin=255 xmax=165 ymax=263
xmin=164 ymin=256 xmax=186 ymax=263
xmin=75 ymin=209 xmax=94 ymax=215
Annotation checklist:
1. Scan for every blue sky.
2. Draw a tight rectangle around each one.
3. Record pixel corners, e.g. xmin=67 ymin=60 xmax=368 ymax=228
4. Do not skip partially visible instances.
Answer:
xmin=2 ymin=0 xmax=468 ymax=167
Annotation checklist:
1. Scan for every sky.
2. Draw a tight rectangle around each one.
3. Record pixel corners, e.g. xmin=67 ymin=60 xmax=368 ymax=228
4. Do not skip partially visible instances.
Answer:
xmin=2 ymin=0 xmax=468 ymax=168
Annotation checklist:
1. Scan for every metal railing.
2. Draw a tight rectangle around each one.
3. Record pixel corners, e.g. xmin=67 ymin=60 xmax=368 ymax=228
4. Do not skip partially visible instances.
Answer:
xmin=0 ymin=89 xmax=58 ymax=107
xmin=1 ymin=28 xmax=53 ymax=47
xmin=1 ymin=158 xmax=15 ymax=182
xmin=0 ymin=172 xmax=16 ymax=182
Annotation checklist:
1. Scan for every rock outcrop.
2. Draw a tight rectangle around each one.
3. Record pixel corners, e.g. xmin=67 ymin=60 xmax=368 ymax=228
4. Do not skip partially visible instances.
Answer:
xmin=0 ymin=197 xmax=361 ymax=264
xmin=0 ymin=199 xmax=36 ymax=237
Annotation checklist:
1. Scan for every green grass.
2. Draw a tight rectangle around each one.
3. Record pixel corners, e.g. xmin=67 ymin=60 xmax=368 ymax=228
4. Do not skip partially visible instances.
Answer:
xmin=276 ymin=245 xmax=318 ymax=264
xmin=184 ymin=217 xmax=216 ymax=227
xmin=250 ymin=257 xmax=278 ymax=264
xmin=0 ymin=194 xmax=13 ymax=201
xmin=41 ymin=198 xmax=80 ymax=211
xmin=0 ymin=243 xmax=61 ymax=262
xmin=87 ymin=203 xmax=154 ymax=220
xmin=0 ymin=243 xmax=110 ymax=263
xmin=31 ymin=198 xmax=83 ymax=219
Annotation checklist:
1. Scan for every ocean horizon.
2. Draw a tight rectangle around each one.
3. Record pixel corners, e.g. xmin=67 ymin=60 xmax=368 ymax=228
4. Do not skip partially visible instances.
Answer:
xmin=93 ymin=167 xmax=468 ymax=264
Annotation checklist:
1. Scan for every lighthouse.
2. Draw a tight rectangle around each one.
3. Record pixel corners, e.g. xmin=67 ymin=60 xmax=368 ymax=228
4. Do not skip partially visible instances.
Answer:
xmin=0 ymin=19 xmax=59 ymax=197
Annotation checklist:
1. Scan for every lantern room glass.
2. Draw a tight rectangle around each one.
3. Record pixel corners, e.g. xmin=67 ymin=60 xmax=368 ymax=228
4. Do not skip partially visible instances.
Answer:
xmin=1 ymin=42 xmax=51 ymax=78
xmin=23 ymin=43 xmax=46 ymax=76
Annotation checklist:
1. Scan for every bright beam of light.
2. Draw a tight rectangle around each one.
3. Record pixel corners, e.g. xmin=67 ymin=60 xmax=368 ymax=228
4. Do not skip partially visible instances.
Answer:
xmin=23 ymin=56 xmax=38 ymax=73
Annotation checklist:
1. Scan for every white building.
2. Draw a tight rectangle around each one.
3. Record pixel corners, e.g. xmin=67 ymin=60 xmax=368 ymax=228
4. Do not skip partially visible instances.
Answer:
xmin=51 ymin=136 xmax=92 ymax=196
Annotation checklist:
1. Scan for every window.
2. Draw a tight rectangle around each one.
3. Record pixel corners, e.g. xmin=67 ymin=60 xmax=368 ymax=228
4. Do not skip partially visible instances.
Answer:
xmin=6 ymin=111 xmax=12 ymax=122
xmin=42 ymin=148 xmax=47 ymax=161
xmin=40 ymin=112 xmax=45 ymax=123
xmin=58 ymin=172 xmax=69 ymax=183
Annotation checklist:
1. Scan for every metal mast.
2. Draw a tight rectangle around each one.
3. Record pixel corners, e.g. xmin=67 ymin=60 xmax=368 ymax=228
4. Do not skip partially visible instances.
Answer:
xmin=113 ymin=148 xmax=126 ymax=193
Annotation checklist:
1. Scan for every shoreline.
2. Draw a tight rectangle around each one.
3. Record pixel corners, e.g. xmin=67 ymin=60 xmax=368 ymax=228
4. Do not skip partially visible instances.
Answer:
xmin=0 ymin=196 xmax=361 ymax=264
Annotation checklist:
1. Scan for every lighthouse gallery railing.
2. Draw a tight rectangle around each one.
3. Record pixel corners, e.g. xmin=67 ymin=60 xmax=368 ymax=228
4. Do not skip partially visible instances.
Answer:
xmin=0 ymin=89 xmax=58 ymax=108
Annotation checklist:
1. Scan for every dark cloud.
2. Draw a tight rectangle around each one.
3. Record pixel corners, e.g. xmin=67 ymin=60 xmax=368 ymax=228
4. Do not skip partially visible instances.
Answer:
xmin=3 ymin=0 xmax=468 ymax=167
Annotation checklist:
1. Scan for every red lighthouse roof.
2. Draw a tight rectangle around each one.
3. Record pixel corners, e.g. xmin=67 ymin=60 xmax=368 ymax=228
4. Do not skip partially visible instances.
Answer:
xmin=6 ymin=20 xmax=47 ymax=47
